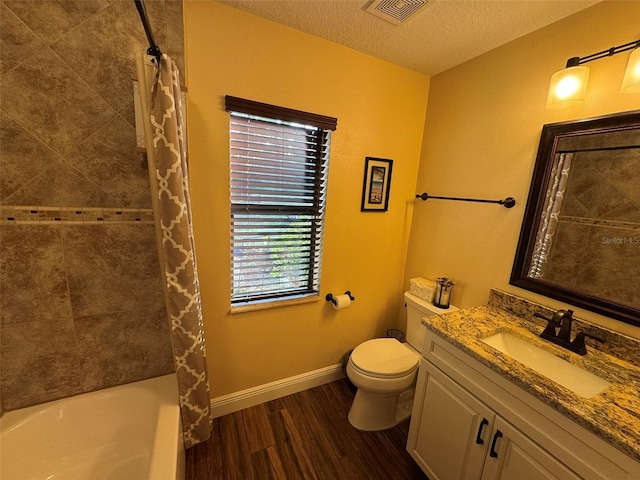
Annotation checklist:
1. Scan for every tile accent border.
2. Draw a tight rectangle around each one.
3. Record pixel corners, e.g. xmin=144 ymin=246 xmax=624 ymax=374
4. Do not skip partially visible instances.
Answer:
xmin=0 ymin=206 xmax=154 ymax=224
xmin=559 ymin=215 xmax=640 ymax=231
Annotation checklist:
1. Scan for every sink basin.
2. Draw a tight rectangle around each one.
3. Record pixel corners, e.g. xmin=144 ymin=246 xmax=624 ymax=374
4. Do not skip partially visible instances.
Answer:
xmin=481 ymin=331 xmax=611 ymax=398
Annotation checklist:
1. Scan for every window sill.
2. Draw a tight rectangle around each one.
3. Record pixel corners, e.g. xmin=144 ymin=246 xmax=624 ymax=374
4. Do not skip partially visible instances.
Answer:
xmin=230 ymin=294 xmax=322 ymax=314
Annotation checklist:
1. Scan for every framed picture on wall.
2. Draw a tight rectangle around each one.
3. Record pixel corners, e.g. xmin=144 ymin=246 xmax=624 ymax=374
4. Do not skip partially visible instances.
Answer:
xmin=361 ymin=157 xmax=393 ymax=212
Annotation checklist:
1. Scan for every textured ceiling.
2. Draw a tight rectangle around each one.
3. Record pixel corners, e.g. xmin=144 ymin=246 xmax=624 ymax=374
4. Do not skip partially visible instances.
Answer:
xmin=218 ymin=0 xmax=601 ymax=76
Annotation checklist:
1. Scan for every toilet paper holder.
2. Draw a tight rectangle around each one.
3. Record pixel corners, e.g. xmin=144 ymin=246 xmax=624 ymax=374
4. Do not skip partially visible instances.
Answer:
xmin=326 ymin=291 xmax=355 ymax=305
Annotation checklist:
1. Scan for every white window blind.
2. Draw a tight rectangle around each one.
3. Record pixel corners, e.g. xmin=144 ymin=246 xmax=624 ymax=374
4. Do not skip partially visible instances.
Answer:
xmin=226 ymin=96 xmax=337 ymax=305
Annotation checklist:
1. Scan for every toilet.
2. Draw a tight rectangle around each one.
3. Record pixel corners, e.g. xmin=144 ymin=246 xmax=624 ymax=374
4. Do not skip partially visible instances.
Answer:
xmin=346 ymin=291 xmax=458 ymax=431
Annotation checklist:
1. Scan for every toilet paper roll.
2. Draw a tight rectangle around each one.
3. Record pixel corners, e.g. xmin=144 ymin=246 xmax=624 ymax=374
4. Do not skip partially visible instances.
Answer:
xmin=332 ymin=294 xmax=351 ymax=310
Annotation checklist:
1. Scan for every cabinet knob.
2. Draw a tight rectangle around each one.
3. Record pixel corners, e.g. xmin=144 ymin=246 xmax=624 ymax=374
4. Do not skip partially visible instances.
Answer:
xmin=489 ymin=430 xmax=503 ymax=458
xmin=476 ymin=418 xmax=489 ymax=445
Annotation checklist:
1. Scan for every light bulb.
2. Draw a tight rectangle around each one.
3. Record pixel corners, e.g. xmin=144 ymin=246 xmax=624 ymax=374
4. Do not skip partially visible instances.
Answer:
xmin=621 ymin=47 xmax=640 ymax=94
xmin=546 ymin=66 xmax=590 ymax=109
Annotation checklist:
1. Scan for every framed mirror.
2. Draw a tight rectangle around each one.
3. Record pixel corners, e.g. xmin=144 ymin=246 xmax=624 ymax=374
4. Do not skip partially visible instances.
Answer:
xmin=511 ymin=110 xmax=640 ymax=327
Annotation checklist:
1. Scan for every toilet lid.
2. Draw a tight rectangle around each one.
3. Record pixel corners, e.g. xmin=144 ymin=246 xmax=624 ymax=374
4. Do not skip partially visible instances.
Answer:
xmin=350 ymin=338 xmax=420 ymax=377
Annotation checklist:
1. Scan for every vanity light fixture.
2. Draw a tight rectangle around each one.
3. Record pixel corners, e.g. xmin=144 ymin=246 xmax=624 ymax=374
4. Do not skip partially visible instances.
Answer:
xmin=621 ymin=43 xmax=640 ymax=94
xmin=546 ymin=39 xmax=640 ymax=109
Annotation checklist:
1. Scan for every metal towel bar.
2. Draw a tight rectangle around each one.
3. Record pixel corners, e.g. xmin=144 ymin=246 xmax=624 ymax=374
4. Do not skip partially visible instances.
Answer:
xmin=415 ymin=192 xmax=516 ymax=208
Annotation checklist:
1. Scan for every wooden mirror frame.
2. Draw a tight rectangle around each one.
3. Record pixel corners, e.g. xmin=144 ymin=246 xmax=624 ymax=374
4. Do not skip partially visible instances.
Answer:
xmin=510 ymin=110 xmax=640 ymax=327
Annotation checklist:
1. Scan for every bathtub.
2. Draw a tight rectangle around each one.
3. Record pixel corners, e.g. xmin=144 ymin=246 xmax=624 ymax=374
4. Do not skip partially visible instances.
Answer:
xmin=0 ymin=374 xmax=184 ymax=480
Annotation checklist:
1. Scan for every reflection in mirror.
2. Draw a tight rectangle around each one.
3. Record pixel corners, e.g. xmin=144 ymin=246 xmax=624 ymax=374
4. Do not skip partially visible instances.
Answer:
xmin=511 ymin=110 xmax=640 ymax=327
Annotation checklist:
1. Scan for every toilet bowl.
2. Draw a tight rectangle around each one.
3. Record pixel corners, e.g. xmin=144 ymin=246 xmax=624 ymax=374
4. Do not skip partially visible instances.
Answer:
xmin=346 ymin=338 xmax=420 ymax=431
xmin=346 ymin=292 xmax=458 ymax=431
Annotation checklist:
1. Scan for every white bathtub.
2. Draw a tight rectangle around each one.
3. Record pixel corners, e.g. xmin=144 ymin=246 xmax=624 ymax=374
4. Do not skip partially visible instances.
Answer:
xmin=0 ymin=374 xmax=184 ymax=480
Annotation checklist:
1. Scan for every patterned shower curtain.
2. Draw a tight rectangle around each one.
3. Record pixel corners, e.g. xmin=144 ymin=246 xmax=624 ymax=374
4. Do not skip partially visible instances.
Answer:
xmin=528 ymin=152 xmax=574 ymax=279
xmin=148 ymin=54 xmax=212 ymax=448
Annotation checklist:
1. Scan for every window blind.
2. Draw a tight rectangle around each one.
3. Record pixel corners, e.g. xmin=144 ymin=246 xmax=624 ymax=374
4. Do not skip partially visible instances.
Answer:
xmin=226 ymin=98 xmax=335 ymax=305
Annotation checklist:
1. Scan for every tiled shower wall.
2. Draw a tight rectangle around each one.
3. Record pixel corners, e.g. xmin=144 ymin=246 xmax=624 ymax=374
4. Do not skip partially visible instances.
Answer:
xmin=0 ymin=0 xmax=185 ymax=410
xmin=545 ymin=145 xmax=640 ymax=309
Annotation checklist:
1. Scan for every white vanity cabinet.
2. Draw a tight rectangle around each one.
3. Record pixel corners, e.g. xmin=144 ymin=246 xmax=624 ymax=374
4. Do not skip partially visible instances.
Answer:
xmin=407 ymin=331 xmax=640 ymax=480
xmin=408 ymin=360 xmax=579 ymax=480
xmin=409 ymin=362 xmax=493 ymax=479
xmin=482 ymin=416 xmax=579 ymax=480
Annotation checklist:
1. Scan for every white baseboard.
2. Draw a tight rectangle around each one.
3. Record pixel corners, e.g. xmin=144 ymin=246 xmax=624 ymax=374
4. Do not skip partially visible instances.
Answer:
xmin=210 ymin=363 xmax=346 ymax=418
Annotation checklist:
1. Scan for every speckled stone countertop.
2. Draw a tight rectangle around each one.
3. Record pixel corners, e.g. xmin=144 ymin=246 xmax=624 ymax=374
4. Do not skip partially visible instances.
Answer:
xmin=421 ymin=290 xmax=640 ymax=463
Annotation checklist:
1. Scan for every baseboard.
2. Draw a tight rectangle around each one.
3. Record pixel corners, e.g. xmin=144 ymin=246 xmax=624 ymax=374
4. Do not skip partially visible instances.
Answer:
xmin=210 ymin=363 xmax=346 ymax=418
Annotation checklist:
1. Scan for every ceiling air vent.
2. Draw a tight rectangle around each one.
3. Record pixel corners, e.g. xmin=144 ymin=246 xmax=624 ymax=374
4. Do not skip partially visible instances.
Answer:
xmin=365 ymin=0 xmax=433 ymax=26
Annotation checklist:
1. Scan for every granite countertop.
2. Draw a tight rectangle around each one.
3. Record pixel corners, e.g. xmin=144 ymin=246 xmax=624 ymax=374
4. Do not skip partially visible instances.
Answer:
xmin=421 ymin=304 xmax=640 ymax=463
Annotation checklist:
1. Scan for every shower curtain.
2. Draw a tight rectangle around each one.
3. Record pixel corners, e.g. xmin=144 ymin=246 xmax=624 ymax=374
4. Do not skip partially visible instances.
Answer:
xmin=136 ymin=53 xmax=212 ymax=448
xmin=528 ymin=152 xmax=574 ymax=279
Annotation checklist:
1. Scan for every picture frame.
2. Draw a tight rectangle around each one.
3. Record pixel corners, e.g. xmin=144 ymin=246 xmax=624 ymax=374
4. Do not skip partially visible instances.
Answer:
xmin=361 ymin=157 xmax=393 ymax=212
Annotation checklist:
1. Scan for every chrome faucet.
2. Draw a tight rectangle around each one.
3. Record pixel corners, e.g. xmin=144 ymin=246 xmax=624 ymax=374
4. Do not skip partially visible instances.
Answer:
xmin=535 ymin=309 xmax=604 ymax=355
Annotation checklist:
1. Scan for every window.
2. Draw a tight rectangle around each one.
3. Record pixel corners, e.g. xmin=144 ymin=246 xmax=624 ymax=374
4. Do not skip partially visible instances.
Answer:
xmin=225 ymin=96 xmax=337 ymax=307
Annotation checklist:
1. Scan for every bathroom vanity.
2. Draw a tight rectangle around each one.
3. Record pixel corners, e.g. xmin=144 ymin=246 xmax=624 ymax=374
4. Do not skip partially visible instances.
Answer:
xmin=406 ymin=291 xmax=640 ymax=480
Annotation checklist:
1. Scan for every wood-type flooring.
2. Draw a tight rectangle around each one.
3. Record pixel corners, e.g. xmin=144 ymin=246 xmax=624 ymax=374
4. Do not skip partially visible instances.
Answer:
xmin=185 ymin=378 xmax=429 ymax=480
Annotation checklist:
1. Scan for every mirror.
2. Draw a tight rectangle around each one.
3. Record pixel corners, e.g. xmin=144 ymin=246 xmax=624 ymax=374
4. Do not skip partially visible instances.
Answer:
xmin=511 ymin=110 xmax=640 ymax=327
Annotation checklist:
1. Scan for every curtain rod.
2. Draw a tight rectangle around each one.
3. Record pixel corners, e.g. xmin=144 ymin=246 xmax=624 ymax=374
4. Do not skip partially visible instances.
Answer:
xmin=134 ymin=0 xmax=162 ymax=65
xmin=415 ymin=192 xmax=516 ymax=209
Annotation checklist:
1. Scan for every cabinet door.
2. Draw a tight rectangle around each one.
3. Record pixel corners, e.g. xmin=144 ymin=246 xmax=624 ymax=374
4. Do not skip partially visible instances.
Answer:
xmin=408 ymin=362 xmax=495 ymax=480
xmin=481 ymin=417 xmax=582 ymax=480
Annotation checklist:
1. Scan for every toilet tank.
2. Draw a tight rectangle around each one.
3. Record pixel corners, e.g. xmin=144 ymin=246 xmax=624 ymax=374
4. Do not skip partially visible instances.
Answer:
xmin=404 ymin=291 xmax=459 ymax=353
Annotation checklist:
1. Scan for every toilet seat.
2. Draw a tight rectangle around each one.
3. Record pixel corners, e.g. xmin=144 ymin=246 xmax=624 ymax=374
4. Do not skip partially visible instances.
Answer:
xmin=350 ymin=338 xmax=420 ymax=378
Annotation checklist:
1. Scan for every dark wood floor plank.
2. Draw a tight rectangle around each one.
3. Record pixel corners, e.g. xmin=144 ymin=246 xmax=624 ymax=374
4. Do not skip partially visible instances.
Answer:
xmin=352 ymin=446 xmax=425 ymax=480
xmin=358 ymin=432 xmax=410 ymax=479
xmin=268 ymin=408 xmax=319 ymax=480
xmin=265 ymin=395 xmax=287 ymax=414
xmin=242 ymin=402 xmax=276 ymax=453
xmin=397 ymin=418 xmax=411 ymax=439
xmin=185 ymin=378 xmax=428 ymax=480
xmin=306 ymin=382 xmax=362 ymax=458
xmin=371 ymin=430 xmax=428 ymax=479
xmin=326 ymin=376 xmax=357 ymax=403
xmin=383 ymin=423 xmax=429 ymax=478
xmin=184 ymin=416 xmax=225 ymax=479
xmin=279 ymin=389 xmax=324 ymax=450
xmin=339 ymin=451 xmax=371 ymax=480
xmin=323 ymin=379 xmax=427 ymax=479
xmin=183 ymin=438 xmax=216 ymax=479
xmin=217 ymin=411 xmax=255 ymax=480
xmin=303 ymin=427 xmax=351 ymax=480
xmin=251 ymin=445 xmax=288 ymax=480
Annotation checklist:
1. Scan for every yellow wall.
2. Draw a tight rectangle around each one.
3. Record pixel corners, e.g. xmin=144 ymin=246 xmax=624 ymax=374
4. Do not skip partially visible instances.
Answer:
xmin=405 ymin=1 xmax=640 ymax=338
xmin=184 ymin=2 xmax=430 ymax=396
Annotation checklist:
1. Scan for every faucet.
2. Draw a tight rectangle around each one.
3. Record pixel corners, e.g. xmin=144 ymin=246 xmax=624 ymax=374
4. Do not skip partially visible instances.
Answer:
xmin=534 ymin=309 xmax=604 ymax=355
xmin=556 ymin=309 xmax=574 ymax=342
xmin=536 ymin=309 xmax=572 ymax=341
